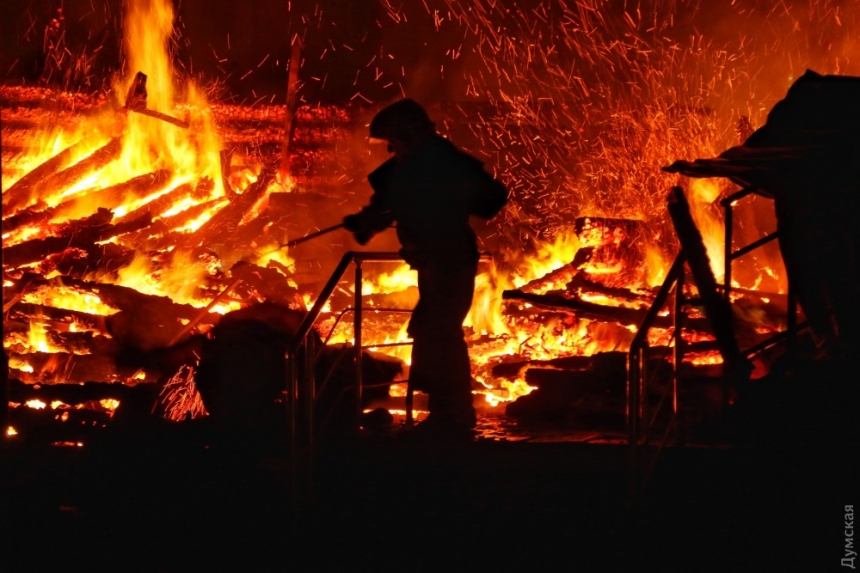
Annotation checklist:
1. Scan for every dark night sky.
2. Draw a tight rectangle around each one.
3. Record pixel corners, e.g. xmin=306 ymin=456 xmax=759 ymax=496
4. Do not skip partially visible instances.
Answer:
xmin=2 ymin=0 xmax=858 ymax=107
xmin=0 ymin=0 xmax=479 ymax=105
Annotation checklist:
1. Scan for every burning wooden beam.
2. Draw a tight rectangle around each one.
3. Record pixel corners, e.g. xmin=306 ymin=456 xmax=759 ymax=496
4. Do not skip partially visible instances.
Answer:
xmin=112 ymin=182 xmax=193 ymax=226
xmin=2 ymin=169 xmax=172 ymax=235
xmin=25 ymin=137 xmax=123 ymax=211
xmin=280 ymin=35 xmax=303 ymax=181
xmin=4 ymin=297 xmax=109 ymax=332
xmin=502 ymin=288 xmax=712 ymax=331
xmin=123 ymin=71 xmax=190 ymax=129
xmin=7 ymin=378 xmax=151 ymax=407
xmin=176 ymin=165 xmax=276 ymax=254
xmin=2 ymin=141 xmax=85 ymax=213
xmin=228 ymin=261 xmax=299 ymax=307
xmin=667 ymin=186 xmax=752 ymax=383
xmin=503 ymin=351 xmax=631 ymax=423
xmin=7 ymin=350 xmax=147 ymax=385
xmin=2 ymin=209 xmax=152 ymax=269
xmin=6 ymin=274 xmax=222 ymax=346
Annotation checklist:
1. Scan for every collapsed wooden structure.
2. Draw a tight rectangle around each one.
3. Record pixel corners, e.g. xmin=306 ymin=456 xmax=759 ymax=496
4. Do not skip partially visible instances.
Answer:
xmin=2 ymin=80 xmax=799 ymax=445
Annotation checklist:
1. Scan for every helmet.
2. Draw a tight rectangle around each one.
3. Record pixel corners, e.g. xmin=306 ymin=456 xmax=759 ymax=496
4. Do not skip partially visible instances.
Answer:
xmin=369 ymin=99 xmax=435 ymax=141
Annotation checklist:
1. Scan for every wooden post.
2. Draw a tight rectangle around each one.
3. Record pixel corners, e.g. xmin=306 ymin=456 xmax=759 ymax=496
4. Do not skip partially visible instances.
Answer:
xmin=280 ymin=35 xmax=303 ymax=182
xmin=667 ymin=186 xmax=752 ymax=391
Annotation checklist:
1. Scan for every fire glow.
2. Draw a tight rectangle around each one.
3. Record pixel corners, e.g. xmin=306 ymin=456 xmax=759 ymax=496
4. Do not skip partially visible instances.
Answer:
xmin=4 ymin=0 xmax=858 ymax=427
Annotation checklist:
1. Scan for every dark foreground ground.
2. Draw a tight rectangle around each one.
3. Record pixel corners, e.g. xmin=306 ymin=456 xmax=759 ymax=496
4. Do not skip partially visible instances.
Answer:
xmin=2 ymin=359 xmax=857 ymax=572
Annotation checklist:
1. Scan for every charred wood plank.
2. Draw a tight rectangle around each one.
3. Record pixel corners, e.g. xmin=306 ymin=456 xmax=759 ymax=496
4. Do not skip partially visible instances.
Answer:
xmin=524 ymin=367 xmax=627 ymax=395
xmin=1 ymin=211 xmax=152 ymax=268
xmin=4 ymin=326 xmax=117 ymax=357
xmin=504 ymin=353 xmax=670 ymax=424
xmin=50 ymin=169 xmax=173 ymax=220
xmin=141 ymin=196 xmax=226 ymax=251
xmin=280 ymin=36 xmax=303 ymax=179
xmin=29 ymin=137 xmax=123 ymax=205
xmin=518 ymin=263 xmax=579 ymax=294
xmin=2 ymin=170 xmax=172 ymax=235
xmin=220 ymin=214 xmax=275 ymax=256
xmin=5 ymin=275 xmax=220 ymax=349
xmin=228 ymin=260 xmax=299 ymax=307
xmin=85 ymin=211 xmax=154 ymax=239
xmin=4 ymin=300 xmax=110 ymax=333
xmin=128 ymin=106 xmax=190 ymax=129
xmin=2 ymin=141 xmax=83 ymax=213
xmin=517 ymin=254 xmax=655 ymax=299
xmin=565 ymin=272 xmax=655 ymax=304
xmin=8 ymin=406 xmax=115 ymax=445
xmin=491 ymin=351 xmax=626 ymax=380
xmin=180 ymin=165 xmax=276 ymax=253
xmin=489 ymin=342 xmax=728 ymax=383
xmin=35 ymin=243 xmax=137 ymax=279
xmin=66 ymin=277 xmax=206 ymax=316
xmin=504 ymin=370 xmax=629 ymax=423
xmin=3 ymin=204 xmax=53 ymax=234
xmin=113 ymin=182 xmax=193 ymax=226
xmin=7 ymin=378 xmax=156 ymax=404
xmin=104 ymin=299 xmax=220 ymax=351
xmin=502 ymin=288 xmax=714 ymax=330
xmin=668 ymin=186 xmax=752 ymax=382
xmin=220 ymin=148 xmax=237 ymax=196
xmin=7 ymin=351 xmax=159 ymax=385
xmin=1 ymin=208 xmax=112 ymax=266
xmin=7 ymin=378 xmax=161 ymax=428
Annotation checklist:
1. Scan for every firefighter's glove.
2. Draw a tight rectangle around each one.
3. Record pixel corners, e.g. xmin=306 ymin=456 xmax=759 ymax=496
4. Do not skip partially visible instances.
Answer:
xmin=343 ymin=214 xmax=363 ymax=233
xmin=343 ymin=214 xmax=373 ymax=245
xmin=354 ymin=230 xmax=373 ymax=246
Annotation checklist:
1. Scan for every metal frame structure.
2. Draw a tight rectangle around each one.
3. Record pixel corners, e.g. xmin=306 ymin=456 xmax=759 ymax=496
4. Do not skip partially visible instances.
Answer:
xmin=285 ymin=251 xmax=411 ymax=448
xmin=283 ymin=251 xmax=410 ymax=508
xmin=627 ymin=186 xmax=802 ymax=488
xmin=721 ymin=188 xmax=801 ymax=356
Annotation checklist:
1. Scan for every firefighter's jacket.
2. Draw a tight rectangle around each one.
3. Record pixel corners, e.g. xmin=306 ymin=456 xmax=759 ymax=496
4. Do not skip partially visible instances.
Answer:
xmin=351 ymin=135 xmax=508 ymax=269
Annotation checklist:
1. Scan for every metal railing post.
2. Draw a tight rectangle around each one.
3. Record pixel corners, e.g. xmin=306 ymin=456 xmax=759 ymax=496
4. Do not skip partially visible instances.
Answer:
xmin=304 ymin=335 xmax=316 ymax=505
xmin=626 ymin=345 xmax=641 ymax=497
xmin=673 ymin=271 xmax=684 ymax=442
xmin=720 ymin=187 xmax=799 ymax=360
xmin=786 ymin=283 xmax=798 ymax=358
xmin=353 ymin=260 xmax=364 ymax=432
xmin=627 ymin=349 xmax=640 ymax=447
xmin=627 ymin=254 xmax=686 ymax=498
xmin=724 ymin=201 xmax=733 ymax=302
xmin=287 ymin=347 xmax=299 ymax=510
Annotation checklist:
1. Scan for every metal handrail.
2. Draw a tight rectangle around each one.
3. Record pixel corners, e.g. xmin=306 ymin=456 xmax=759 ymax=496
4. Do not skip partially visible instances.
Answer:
xmin=321 ymin=307 xmax=413 ymax=347
xmin=286 ymin=251 xmax=405 ymax=358
xmin=287 ymin=250 xmax=493 ymax=445
xmin=721 ymin=187 xmax=802 ymax=357
xmin=314 ymin=310 xmax=415 ymax=427
xmin=286 ymin=251 xmax=410 ymax=443
xmin=627 ymin=256 xmax=685 ymax=463
xmin=628 ymin=184 xmax=803 ymax=494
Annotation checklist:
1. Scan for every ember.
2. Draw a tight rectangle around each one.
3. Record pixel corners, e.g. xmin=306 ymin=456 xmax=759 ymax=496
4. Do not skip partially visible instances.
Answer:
xmin=3 ymin=0 xmax=858 ymax=444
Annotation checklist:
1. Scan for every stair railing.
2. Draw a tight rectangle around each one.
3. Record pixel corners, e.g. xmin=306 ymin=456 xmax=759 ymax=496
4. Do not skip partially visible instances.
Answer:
xmin=628 ymin=185 xmax=804 ymax=495
xmin=285 ymin=251 xmax=408 ymax=449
